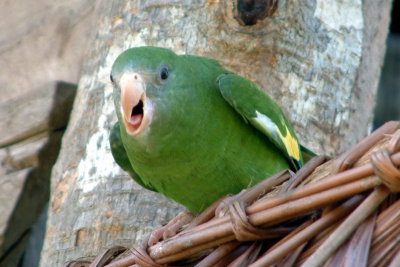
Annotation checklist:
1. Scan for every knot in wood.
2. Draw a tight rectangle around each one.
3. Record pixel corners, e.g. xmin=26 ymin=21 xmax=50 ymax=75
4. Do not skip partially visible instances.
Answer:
xmin=236 ymin=0 xmax=278 ymax=26
xmin=370 ymin=150 xmax=400 ymax=192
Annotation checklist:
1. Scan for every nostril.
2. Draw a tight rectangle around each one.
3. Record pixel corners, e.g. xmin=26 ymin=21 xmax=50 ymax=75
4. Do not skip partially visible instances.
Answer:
xmin=134 ymin=75 xmax=138 ymax=80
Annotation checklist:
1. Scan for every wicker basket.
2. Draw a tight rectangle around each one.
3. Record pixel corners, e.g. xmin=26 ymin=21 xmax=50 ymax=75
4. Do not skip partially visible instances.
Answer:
xmin=67 ymin=121 xmax=400 ymax=267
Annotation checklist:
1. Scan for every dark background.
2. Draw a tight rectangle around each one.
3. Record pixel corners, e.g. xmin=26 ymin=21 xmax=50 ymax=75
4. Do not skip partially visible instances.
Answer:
xmin=374 ymin=0 xmax=400 ymax=127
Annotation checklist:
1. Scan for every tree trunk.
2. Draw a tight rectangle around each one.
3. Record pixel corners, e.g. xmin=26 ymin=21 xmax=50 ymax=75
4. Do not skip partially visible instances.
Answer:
xmin=40 ymin=0 xmax=392 ymax=265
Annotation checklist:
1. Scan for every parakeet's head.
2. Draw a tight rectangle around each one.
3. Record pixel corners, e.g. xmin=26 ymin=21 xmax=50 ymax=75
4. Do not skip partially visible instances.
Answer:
xmin=110 ymin=46 xmax=179 ymax=136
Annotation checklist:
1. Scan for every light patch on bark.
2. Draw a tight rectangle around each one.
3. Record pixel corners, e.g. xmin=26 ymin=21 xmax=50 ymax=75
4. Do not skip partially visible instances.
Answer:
xmin=315 ymin=0 xmax=363 ymax=30
xmin=75 ymin=51 xmax=122 ymax=194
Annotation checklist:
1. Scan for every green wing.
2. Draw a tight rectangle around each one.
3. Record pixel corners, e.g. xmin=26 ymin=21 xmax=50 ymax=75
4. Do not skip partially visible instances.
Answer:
xmin=109 ymin=122 xmax=157 ymax=192
xmin=217 ymin=73 xmax=303 ymax=170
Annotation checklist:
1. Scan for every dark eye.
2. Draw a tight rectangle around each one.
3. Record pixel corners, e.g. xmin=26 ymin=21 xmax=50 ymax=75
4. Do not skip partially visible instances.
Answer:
xmin=110 ymin=74 xmax=114 ymax=83
xmin=160 ymin=67 xmax=169 ymax=80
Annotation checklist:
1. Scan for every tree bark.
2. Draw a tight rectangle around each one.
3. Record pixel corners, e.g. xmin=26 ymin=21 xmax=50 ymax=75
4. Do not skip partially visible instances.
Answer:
xmin=40 ymin=0 xmax=392 ymax=265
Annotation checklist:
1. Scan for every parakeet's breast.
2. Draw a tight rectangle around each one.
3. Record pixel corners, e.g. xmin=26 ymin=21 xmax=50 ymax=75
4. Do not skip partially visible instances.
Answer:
xmin=120 ymin=80 xmax=289 ymax=212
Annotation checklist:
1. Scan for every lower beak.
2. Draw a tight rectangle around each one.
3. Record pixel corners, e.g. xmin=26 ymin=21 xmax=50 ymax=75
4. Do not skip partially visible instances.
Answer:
xmin=120 ymin=72 xmax=153 ymax=136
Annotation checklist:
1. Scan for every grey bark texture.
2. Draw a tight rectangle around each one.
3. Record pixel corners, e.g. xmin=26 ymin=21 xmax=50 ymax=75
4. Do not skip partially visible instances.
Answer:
xmin=40 ymin=0 xmax=392 ymax=265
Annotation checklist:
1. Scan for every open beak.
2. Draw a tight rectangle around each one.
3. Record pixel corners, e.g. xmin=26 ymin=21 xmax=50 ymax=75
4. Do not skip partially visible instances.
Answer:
xmin=120 ymin=72 xmax=153 ymax=136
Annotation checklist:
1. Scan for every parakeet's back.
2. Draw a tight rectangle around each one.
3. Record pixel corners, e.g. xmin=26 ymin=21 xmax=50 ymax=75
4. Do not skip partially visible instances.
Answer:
xmin=110 ymin=47 xmax=302 ymax=213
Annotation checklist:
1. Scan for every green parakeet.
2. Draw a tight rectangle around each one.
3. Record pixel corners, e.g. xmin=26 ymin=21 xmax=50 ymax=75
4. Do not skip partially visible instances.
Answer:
xmin=110 ymin=46 xmax=305 ymax=213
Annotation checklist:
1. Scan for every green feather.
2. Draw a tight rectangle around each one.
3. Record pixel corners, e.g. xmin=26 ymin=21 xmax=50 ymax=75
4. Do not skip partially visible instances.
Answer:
xmin=300 ymin=144 xmax=317 ymax=163
xmin=109 ymin=122 xmax=156 ymax=192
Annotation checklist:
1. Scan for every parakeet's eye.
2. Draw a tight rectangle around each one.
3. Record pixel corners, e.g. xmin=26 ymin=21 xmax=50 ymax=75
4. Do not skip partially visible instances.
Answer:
xmin=110 ymin=74 xmax=114 ymax=83
xmin=160 ymin=67 xmax=169 ymax=80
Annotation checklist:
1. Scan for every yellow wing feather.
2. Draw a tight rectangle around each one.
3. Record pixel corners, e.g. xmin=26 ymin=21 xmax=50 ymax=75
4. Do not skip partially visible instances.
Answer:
xmin=277 ymin=125 xmax=300 ymax=162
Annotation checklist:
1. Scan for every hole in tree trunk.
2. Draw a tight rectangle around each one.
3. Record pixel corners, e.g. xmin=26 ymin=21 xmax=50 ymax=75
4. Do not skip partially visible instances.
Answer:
xmin=236 ymin=0 xmax=278 ymax=26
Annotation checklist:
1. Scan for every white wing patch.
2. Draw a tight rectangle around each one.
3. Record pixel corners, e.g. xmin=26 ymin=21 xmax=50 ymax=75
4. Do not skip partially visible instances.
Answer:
xmin=253 ymin=111 xmax=280 ymax=140
xmin=252 ymin=111 xmax=300 ymax=161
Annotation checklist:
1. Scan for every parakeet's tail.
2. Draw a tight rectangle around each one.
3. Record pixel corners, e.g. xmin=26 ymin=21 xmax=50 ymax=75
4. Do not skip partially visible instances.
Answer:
xmin=300 ymin=144 xmax=317 ymax=164
xmin=288 ymin=145 xmax=315 ymax=171
xmin=291 ymin=158 xmax=303 ymax=171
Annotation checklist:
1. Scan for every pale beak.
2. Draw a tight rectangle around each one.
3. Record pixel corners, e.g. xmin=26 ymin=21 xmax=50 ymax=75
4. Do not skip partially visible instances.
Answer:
xmin=120 ymin=72 xmax=153 ymax=136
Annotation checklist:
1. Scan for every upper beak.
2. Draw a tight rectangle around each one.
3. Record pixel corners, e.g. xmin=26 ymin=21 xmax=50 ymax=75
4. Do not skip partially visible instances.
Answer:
xmin=120 ymin=72 xmax=153 ymax=136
